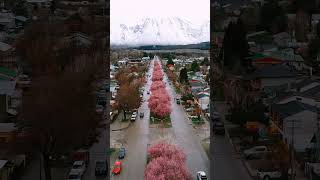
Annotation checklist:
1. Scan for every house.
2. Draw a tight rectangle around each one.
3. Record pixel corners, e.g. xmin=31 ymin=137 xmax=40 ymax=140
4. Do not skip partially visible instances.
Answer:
xmin=0 ymin=81 xmax=17 ymax=122
xmin=245 ymin=64 xmax=297 ymax=90
xmin=14 ymin=16 xmax=28 ymax=28
xmin=66 ymin=32 xmax=92 ymax=47
xmin=25 ymin=0 xmax=52 ymax=8
xmin=0 ymin=160 xmax=10 ymax=180
xmin=0 ymin=123 xmax=17 ymax=143
xmin=0 ymin=11 xmax=15 ymax=32
xmin=271 ymin=100 xmax=318 ymax=152
xmin=263 ymin=50 xmax=305 ymax=70
xmin=0 ymin=67 xmax=17 ymax=81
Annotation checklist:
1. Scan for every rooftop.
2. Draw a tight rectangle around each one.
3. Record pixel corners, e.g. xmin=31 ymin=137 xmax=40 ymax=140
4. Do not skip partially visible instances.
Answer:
xmin=272 ymin=101 xmax=317 ymax=119
xmin=0 ymin=123 xmax=17 ymax=133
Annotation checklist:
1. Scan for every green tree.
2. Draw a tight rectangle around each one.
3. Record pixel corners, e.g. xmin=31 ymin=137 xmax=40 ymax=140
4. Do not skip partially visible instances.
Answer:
xmin=200 ymin=57 xmax=209 ymax=66
xmin=179 ymin=68 xmax=188 ymax=84
xmin=259 ymin=0 xmax=287 ymax=33
xmin=190 ymin=61 xmax=200 ymax=72
xmin=220 ymin=19 xmax=249 ymax=71
xmin=167 ymin=57 xmax=174 ymax=66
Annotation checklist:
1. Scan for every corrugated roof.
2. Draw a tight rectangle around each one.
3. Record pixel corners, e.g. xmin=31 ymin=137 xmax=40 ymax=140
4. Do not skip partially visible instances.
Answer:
xmin=0 ymin=67 xmax=16 ymax=78
xmin=0 ymin=123 xmax=17 ymax=133
xmin=0 ymin=80 xmax=16 ymax=95
xmin=272 ymin=101 xmax=317 ymax=119
xmin=246 ymin=64 xmax=297 ymax=79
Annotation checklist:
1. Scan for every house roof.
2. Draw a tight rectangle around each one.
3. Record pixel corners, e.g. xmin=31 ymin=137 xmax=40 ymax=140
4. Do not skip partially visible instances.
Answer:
xmin=245 ymin=64 xmax=297 ymax=79
xmin=15 ymin=16 xmax=28 ymax=22
xmin=0 ymin=123 xmax=17 ymax=133
xmin=291 ymin=79 xmax=320 ymax=90
xmin=0 ymin=80 xmax=15 ymax=95
xmin=272 ymin=101 xmax=317 ymax=119
xmin=0 ymin=67 xmax=17 ymax=79
xmin=263 ymin=51 xmax=304 ymax=62
xmin=0 ymin=160 xmax=7 ymax=169
xmin=0 ymin=42 xmax=11 ymax=52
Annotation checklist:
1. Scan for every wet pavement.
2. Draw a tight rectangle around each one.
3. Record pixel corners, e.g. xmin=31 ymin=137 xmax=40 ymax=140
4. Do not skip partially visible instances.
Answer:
xmin=110 ymin=57 xmax=209 ymax=180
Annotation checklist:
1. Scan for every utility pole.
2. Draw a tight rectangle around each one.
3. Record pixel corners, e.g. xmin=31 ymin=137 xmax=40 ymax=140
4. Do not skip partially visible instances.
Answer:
xmin=287 ymin=119 xmax=300 ymax=180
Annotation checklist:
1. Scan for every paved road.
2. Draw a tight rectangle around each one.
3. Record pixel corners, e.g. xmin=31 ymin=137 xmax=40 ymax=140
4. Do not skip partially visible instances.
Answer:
xmin=212 ymin=102 xmax=252 ymax=180
xmin=162 ymin=59 xmax=210 ymax=178
xmin=110 ymin=60 xmax=153 ymax=180
xmin=82 ymin=115 xmax=108 ymax=180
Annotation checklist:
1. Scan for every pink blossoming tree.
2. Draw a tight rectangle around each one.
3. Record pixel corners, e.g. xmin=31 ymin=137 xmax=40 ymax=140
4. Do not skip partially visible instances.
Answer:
xmin=145 ymin=142 xmax=191 ymax=180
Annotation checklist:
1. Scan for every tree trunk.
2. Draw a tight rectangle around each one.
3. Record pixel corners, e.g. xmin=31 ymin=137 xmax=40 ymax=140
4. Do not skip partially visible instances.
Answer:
xmin=123 ymin=109 xmax=126 ymax=120
xmin=42 ymin=153 xmax=51 ymax=180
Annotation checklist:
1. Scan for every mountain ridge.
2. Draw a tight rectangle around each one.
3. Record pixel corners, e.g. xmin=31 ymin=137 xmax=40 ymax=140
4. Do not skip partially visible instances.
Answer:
xmin=111 ymin=17 xmax=209 ymax=46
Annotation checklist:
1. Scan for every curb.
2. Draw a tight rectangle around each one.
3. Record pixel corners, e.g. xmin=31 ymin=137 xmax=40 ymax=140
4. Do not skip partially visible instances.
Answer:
xmin=225 ymin=127 xmax=257 ymax=179
xmin=111 ymin=122 xmax=131 ymax=131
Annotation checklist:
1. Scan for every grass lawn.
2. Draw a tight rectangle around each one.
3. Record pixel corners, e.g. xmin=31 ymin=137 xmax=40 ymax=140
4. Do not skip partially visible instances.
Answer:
xmin=191 ymin=116 xmax=205 ymax=125
xmin=149 ymin=113 xmax=172 ymax=128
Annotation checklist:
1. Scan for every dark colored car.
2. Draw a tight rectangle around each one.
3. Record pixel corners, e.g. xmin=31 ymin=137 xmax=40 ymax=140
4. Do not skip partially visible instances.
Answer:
xmin=213 ymin=121 xmax=225 ymax=135
xmin=176 ymin=99 xmax=180 ymax=104
xmin=140 ymin=112 xmax=144 ymax=118
xmin=118 ymin=147 xmax=126 ymax=159
xmin=95 ymin=161 xmax=108 ymax=176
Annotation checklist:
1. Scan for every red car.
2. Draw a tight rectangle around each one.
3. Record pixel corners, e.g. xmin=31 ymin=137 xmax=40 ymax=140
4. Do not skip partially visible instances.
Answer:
xmin=112 ymin=161 xmax=122 ymax=175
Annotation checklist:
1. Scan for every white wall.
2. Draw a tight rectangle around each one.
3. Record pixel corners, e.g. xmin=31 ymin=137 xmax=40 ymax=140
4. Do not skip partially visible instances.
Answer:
xmin=283 ymin=110 xmax=317 ymax=152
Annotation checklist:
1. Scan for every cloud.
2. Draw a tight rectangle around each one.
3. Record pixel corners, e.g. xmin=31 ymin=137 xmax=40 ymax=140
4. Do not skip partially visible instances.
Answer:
xmin=110 ymin=0 xmax=209 ymax=25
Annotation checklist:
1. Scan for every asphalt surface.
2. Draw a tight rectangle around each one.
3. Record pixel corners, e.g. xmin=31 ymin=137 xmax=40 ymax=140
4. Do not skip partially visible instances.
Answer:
xmin=82 ymin=115 xmax=108 ymax=180
xmin=111 ymin=57 xmax=209 ymax=179
xmin=163 ymin=63 xmax=210 ymax=178
xmin=211 ymin=102 xmax=252 ymax=180
xmin=110 ymin=60 xmax=153 ymax=180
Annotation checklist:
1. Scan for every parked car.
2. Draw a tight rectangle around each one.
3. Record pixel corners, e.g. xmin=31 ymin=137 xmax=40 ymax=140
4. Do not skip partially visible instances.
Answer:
xmin=118 ymin=147 xmax=126 ymax=159
xmin=185 ymin=108 xmax=193 ymax=112
xmin=257 ymin=169 xmax=282 ymax=180
xmin=140 ymin=112 xmax=144 ymax=118
xmin=67 ymin=169 xmax=82 ymax=180
xmin=131 ymin=112 xmax=137 ymax=121
xmin=196 ymin=171 xmax=207 ymax=180
xmin=71 ymin=161 xmax=86 ymax=176
xmin=95 ymin=161 xmax=108 ymax=176
xmin=176 ymin=99 xmax=180 ymax=104
xmin=243 ymin=146 xmax=270 ymax=159
xmin=213 ymin=121 xmax=225 ymax=135
xmin=112 ymin=161 xmax=122 ymax=175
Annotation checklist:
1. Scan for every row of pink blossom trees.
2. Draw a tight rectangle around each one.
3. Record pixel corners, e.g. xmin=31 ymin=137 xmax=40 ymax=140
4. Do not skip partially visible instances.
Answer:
xmin=148 ymin=61 xmax=172 ymax=118
xmin=144 ymin=142 xmax=192 ymax=180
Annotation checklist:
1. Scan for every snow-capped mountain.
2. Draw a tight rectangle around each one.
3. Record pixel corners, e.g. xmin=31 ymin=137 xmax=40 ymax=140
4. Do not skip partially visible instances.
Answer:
xmin=111 ymin=17 xmax=210 ymax=46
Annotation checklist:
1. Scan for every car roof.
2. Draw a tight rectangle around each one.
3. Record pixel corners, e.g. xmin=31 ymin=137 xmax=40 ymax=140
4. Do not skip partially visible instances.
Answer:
xmin=198 ymin=171 xmax=206 ymax=176
xmin=73 ymin=161 xmax=84 ymax=165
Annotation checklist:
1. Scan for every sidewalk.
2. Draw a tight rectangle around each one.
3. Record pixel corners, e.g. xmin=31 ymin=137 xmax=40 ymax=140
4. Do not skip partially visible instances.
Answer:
xmin=110 ymin=112 xmax=131 ymax=131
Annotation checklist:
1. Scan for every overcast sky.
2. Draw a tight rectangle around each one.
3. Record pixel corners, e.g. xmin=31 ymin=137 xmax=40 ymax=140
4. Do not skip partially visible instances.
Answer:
xmin=110 ymin=0 xmax=209 ymax=25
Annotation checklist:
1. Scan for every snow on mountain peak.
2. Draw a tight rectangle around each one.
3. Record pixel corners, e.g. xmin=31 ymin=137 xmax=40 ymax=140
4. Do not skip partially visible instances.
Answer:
xmin=111 ymin=17 xmax=209 ymax=46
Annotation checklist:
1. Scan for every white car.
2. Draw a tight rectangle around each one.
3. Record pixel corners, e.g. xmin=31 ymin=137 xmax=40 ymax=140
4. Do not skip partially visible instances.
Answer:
xmin=197 ymin=171 xmax=207 ymax=180
xmin=257 ymin=169 xmax=282 ymax=180
xmin=71 ymin=161 xmax=86 ymax=176
xmin=243 ymin=146 xmax=270 ymax=159
xmin=131 ymin=112 xmax=137 ymax=121
xmin=67 ymin=169 xmax=82 ymax=180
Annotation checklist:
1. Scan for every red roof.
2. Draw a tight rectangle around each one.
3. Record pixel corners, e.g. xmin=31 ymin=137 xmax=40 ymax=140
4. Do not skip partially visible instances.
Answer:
xmin=253 ymin=57 xmax=282 ymax=64
xmin=189 ymin=79 xmax=200 ymax=83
